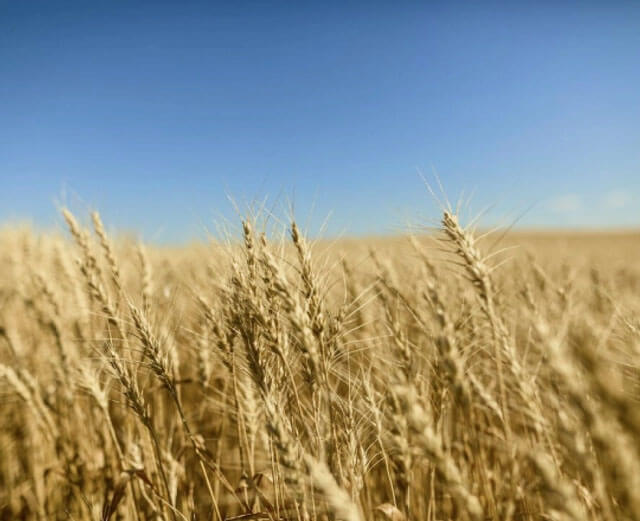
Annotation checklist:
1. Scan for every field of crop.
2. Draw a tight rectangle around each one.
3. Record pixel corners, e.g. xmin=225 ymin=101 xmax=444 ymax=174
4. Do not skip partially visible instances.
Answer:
xmin=1 ymin=209 xmax=640 ymax=521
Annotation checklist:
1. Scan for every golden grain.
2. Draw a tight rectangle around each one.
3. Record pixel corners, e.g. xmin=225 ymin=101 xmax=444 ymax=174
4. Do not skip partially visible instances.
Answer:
xmin=0 ymin=210 xmax=639 ymax=520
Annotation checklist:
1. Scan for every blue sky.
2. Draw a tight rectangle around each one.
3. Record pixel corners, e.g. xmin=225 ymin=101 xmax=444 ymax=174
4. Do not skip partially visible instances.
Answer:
xmin=1 ymin=1 xmax=639 ymax=242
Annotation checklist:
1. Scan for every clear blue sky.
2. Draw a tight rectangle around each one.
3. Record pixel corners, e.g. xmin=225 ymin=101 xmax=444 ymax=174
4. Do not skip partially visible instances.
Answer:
xmin=1 ymin=1 xmax=639 ymax=241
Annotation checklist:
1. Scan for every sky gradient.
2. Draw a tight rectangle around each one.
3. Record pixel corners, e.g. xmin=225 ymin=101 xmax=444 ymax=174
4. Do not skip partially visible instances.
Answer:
xmin=1 ymin=1 xmax=639 ymax=242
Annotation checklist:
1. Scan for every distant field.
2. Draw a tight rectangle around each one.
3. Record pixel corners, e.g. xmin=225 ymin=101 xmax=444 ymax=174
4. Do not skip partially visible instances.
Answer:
xmin=1 ymin=212 xmax=640 ymax=521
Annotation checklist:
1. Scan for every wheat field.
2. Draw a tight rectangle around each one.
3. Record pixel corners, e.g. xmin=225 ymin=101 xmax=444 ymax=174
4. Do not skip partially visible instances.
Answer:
xmin=1 ymin=208 xmax=640 ymax=521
